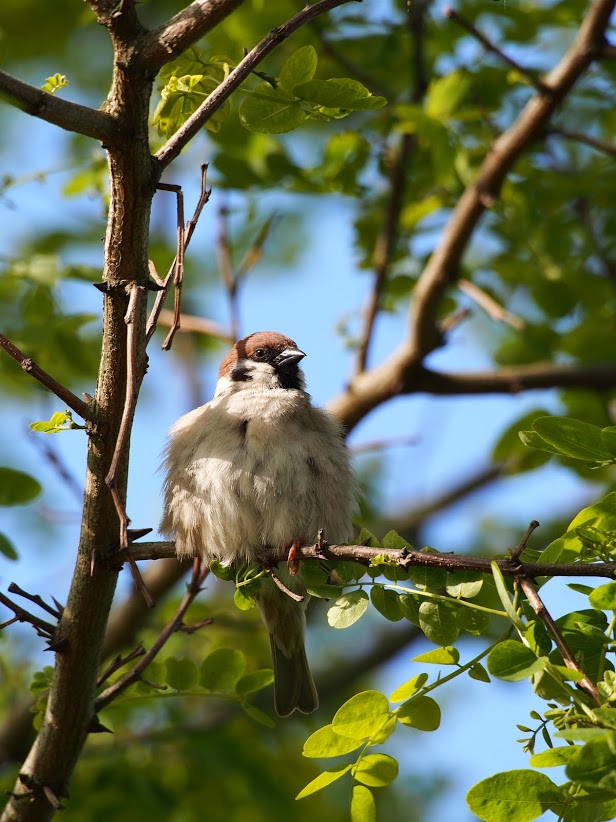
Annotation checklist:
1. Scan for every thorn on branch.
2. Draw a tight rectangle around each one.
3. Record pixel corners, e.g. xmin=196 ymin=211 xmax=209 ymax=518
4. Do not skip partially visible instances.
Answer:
xmin=178 ymin=617 xmax=214 ymax=634
xmin=510 ymin=520 xmax=540 ymax=564
xmin=97 ymin=644 xmax=147 ymax=687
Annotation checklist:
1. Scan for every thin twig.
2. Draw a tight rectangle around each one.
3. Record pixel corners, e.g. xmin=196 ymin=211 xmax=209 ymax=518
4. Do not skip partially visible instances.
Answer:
xmin=105 ymin=283 xmax=154 ymax=608
xmin=7 ymin=583 xmax=63 ymax=620
xmin=96 ymin=644 xmax=146 ymax=687
xmin=351 ymin=434 xmax=419 ymax=454
xmin=0 ymin=333 xmax=90 ymax=421
xmin=95 ymin=559 xmax=209 ymax=711
xmin=157 ymin=309 xmax=234 ymax=343
xmin=458 ymin=278 xmax=526 ymax=330
xmin=158 ymin=183 xmax=186 ymax=351
xmin=518 ymin=576 xmax=601 ymax=704
xmin=0 ymin=591 xmax=56 ymax=639
xmin=262 ymin=566 xmax=304 ymax=602
xmin=444 ymin=7 xmax=550 ymax=93
xmin=548 ymin=126 xmax=616 ymax=158
xmin=146 ymin=164 xmax=211 ymax=345
xmin=216 ymin=203 xmax=240 ymax=341
xmin=122 ymin=540 xmax=616 ymax=580
xmin=154 ymin=0 xmax=361 ymax=169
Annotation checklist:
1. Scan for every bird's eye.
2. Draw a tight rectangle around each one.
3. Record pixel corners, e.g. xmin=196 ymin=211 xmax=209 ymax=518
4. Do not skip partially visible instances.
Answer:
xmin=253 ymin=347 xmax=269 ymax=361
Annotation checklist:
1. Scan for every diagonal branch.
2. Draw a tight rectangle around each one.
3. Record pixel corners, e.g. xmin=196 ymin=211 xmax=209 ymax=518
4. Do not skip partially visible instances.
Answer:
xmin=0 ymin=71 xmax=121 ymax=143
xmin=409 ymin=0 xmax=615 ymax=360
xmin=0 ymin=333 xmax=91 ymax=422
xmin=518 ymin=576 xmax=600 ymax=704
xmin=327 ymin=0 xmax=616 ymax=432
xmin=136 ymin=0 xmax=245 ymax=71
xmin=154 ymin=0 xmax=361 ymax=169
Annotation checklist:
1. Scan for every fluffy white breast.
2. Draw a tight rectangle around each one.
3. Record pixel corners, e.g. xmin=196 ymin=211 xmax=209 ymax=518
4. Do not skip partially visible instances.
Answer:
xmin=160 ymin=382 xmax=354 ymax=564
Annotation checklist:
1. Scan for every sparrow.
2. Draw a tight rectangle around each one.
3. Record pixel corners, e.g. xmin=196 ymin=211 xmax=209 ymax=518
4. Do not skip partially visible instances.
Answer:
xmin=160 ymin=331 xmax=354 ymax=715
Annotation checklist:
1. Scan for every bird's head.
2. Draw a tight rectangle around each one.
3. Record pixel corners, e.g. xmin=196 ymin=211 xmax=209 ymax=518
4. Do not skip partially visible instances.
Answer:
xmin=216 ymin=331 xmax=306 ymax=394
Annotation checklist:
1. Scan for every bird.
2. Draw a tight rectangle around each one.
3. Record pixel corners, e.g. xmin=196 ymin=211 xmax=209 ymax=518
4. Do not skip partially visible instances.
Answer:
xmin=160 ymin=331 xmax=354 ymax=716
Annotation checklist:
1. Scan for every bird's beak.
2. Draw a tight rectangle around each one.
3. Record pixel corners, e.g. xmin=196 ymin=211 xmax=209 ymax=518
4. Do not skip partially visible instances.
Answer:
xmin=274 ymin=346 xmax=306 ymax=369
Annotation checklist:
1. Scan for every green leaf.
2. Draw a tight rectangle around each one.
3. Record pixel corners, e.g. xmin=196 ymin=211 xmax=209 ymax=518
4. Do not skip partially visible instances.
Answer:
xmin=165 ymin=657 xmax=199 ymax=691
xmin=468 ymin=663 xmax=491 ymax=683
xmin=532 ymin=416 xmax=612 ymax=462
xmin=487 ymin=641 xmax=547 ymax=682
xmin=0 ymin=468 xmax=41 ymax=506
xmin=589 ymin=582 xmax=616 ymax=610
xmin=519 ymin=429 xmax=564 ymax=456
xmin=233 ymin=585 xmax=257 ymax=611
xmin=350 ymin=785 xmax=376 ymax=822
xmin=446 ymin=571 xmax=483 ymax=599
xmin=303 ymin=724 xmax=364 ymax=758
xmin=567 ymin=583 xmax=594 ymax=595
xmin=0 ymin=532 xmax=18 ymax=560
xmin=30 ymin=666 xmax=54 ymax=695
xmin=567 ymin=738 xmax=616 ymax=791
xmin=370 ymin=586 xmax=403 ymax=621
xmin=491 ymin=562 xmax=525 ymax=631
xmin=458 ymin=606 xmax=491 ymax=636
xmin=327 ymin=589 xmax=370 ymax=629
xmin=389 ymin=672 xmax=429 ymax=703
xmin=381 ymin=530 xmax=412 ymax=551
xmin=241 ymin=703 xmax=275 ymax=728
xmin=408 ymin=550 xmax=448 ymax=590
xmin=493 ymin=408 xmax=552 ymax=473
xmin=42 ymin=73 xmax=68 ymax=94
xmin=294 ymin=77 xmax=386 ymax=110
xmin=530 ymin=746 xmax=581 ymax=768
xmin=425 ymin=70 xmax=470 ymax=119
xmin=235 ymin=668 xmax=274 ymax=697
xmin=278 ymin=45 xmax=317 ymax=94
xmin=308 ymin=584 xmax=345 ymax=599
xmin=396 ymin=695 xmax=441 ymax=731
xmin=412 ymin=647 xmax=459 ymax=665
xmin=239 ymin=82 xmax=307 ymax=134
xmin=357 ymin=528 xmax=382 ymax=548
xmin=418 ymin=600 xmax=460 ymax=646
xmin=200 ymin=648 xmax=246 ymax=692
xmin=399 ymin=593 xmax=420 ymax=624
xmin=466 ymin=769 xmax=561 ymax=822
xmin=354 ymin=754 xmax=399 ymax=787
xmin=332 ymin=690 xmax=391 ymax=740
xmin=296 ymin=764 xmax=352 ymax=800
xmin=208 ymin=560 xmax=236 ymax=580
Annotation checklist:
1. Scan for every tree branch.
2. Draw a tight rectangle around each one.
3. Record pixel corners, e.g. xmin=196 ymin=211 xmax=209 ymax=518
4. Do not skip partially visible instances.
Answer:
xmin=121 ymin=540 xmax=616 ymax=580
xmin=327 ymin=0 xmax=616 ymax=432
xmin=518 ymin=576 xmax=601 ymax=704
xmin=547 ymin=125 xmax=616 ymax=158
xmin=0 ymin=71 xmax=121 ymax=143
xmin=444 ymin=7 xmax=549 ymax=93
xmin=95 ymin=560 xmax=209 ymax=711
xmin=0 ymin=333 xmax=91 ymax=422
xmin=136 ymin=0 xmax=245 ymax=71
xmin=154 ymin=0 xmax=361 ymax=169
xmin=413 ymin=362 xmax=616 ymax=395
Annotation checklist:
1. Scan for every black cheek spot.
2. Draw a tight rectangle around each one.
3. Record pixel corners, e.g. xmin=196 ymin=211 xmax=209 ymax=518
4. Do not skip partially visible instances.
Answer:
xmin=239 ymin=419 xmax=249 ymax=441
xmin=306 ymin=456 xmax=321 ymax=476
xmin=231 ymin=364 xmax=253 ymax=382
